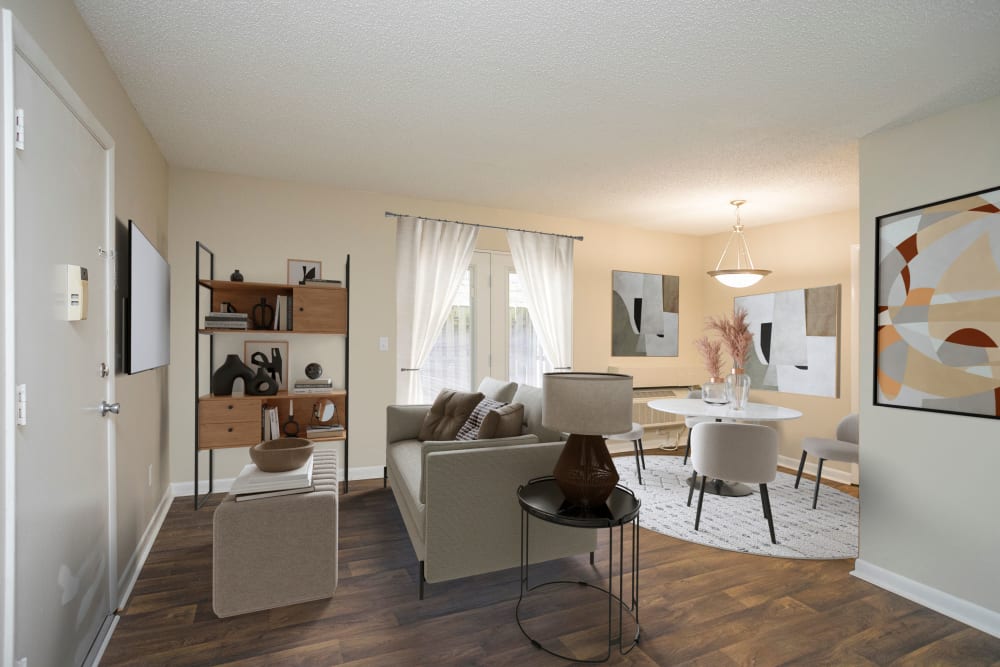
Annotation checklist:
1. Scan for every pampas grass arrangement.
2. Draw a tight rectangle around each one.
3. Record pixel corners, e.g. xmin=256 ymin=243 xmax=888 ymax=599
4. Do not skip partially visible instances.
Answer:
xmin=705 ymin=307 xmax=754 ymax=370
xmin=693 ymin=336 xmax=725 ymax=380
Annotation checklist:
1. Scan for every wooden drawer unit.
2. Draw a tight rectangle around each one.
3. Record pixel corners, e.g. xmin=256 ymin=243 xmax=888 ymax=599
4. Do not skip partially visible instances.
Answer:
xmin=200 ymin=398 xmax=261 ymax=424
xmin=292 ymin=286 xmax=346 ymax=333
xmin=198 ymin=396 xmax=261 ymax=449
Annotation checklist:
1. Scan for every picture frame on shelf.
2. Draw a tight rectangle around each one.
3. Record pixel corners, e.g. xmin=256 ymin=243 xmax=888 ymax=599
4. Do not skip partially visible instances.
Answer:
xmin=244 ymin=340 xmax=289 ymax=392
xmin=287 ymin=258 xmax=322 ymax=285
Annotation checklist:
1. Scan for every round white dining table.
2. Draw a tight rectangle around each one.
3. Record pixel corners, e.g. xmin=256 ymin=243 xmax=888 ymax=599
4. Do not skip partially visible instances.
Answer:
xmin=646 ymin=398 xmax=803 ymax=423
xmin=647 ymin=398 xmax=803 ymax=496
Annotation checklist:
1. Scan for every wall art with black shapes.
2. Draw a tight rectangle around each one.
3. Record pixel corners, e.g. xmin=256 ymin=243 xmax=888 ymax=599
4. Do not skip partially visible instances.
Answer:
xmin=735 ymin=285 xmax=841 ymax=397
xmin=612 ymin=270 xmax=679 ymax=357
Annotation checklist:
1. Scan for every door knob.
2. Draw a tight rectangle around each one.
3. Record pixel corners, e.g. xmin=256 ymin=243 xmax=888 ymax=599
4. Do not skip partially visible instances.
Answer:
xmin=99 ymin=401 xmax=121 ymax=417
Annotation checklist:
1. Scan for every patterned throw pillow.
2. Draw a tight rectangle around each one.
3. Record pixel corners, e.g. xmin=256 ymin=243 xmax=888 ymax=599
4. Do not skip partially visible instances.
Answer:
xmin=455 ymin=397 xmax=506 ymax=441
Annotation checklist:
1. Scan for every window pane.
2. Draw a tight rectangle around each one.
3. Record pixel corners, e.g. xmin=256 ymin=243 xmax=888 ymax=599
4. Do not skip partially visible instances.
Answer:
xmin=419 ymin=271 xmax=473 ymax=402
xmin=508 ymin=272 xmax=551 ymax=387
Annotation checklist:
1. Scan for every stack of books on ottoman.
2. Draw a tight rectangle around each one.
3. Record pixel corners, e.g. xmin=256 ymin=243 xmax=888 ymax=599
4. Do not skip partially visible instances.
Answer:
xmin=293 ymin=378 xmax=333 ymax=394
xmin=230 ymin=456 xmax=314 ymax=502
xmin=205 ymin=311 xmax=248 ymax=330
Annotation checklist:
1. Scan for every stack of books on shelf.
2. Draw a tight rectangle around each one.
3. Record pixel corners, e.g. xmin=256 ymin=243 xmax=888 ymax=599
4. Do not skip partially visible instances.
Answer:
xmin=303 ymin=278 xmax=341 ymax=288
xmin=205 ymin=311 xmax=248 ymax=330
xmin=230 ymin=456 xmax=314 ymax=502
xmin=306 ymin=424 xmax=344 ymax=439
xmin=293 ymin=378 xmax=334 ymax=394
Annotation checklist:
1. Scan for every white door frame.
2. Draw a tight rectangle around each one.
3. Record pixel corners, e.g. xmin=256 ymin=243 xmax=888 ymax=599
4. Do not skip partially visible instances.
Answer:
xmin=0 ymin=10 xmax=118 ymax=665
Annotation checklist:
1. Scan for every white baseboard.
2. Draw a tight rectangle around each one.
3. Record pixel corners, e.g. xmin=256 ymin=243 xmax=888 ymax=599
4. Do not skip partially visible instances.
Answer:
xmin=116 ymin=486 xmax=174 ymax=610
xmin=171 ymin=465 xmax=386 ymax=498
xmin=777 ymin=454 xmax=854 ymax=486
xmin=852 ymin=559 xmax=1000 ymax=639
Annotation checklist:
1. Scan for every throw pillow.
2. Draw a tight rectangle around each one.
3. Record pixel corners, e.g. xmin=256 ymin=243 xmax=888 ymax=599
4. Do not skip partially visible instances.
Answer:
xmin=418 ymin=389 xmax=484 ymax=442
xmin=455 ymin=397 xmax=506 ymax=440
xmin=480 ymin=402 xmax=525 ymax=439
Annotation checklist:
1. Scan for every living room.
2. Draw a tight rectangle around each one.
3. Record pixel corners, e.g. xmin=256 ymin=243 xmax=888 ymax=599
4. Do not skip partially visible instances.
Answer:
xmin=2 ymin=1 xmax=999 ymax=665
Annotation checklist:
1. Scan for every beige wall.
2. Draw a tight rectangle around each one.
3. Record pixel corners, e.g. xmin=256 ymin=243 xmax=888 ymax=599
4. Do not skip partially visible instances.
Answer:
xmin=859 ymin=94 xmax=1000 ymax=613
xmin=5 ymin=1 xmax=169 ymax=589
xmin=701 ymin=211 xmax=861 ymax=471
xmin=167 ymin=168 xmax=706 ymax=484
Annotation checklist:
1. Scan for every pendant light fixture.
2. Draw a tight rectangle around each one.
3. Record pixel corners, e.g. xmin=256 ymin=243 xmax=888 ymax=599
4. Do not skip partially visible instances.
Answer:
xmin=707 ymin=199 xmax=771 ymax=288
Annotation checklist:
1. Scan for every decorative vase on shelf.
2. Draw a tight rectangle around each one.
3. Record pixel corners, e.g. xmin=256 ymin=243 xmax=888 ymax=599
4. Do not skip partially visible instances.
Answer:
xmin=726 ymin=368 xmax=751 ymax=409
xmin=702 ymin=377 xmax=728 ymax=405
xmin=211 ymin=354 xmax=254 ymax=396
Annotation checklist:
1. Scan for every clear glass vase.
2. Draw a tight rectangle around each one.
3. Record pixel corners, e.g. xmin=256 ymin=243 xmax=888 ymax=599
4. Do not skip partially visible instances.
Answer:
xmin=701 ymin=377 xmax=728 ymax=404
xmin=726 ymin=368 xmax=751 ymax=409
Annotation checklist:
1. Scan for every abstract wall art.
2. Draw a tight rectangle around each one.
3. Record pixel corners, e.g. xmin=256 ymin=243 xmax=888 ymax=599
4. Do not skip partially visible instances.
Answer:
xmin=876 ymin=185 xmax=1000 ymax=418
xmin=735 ymin=285 xmax=841 ymax=397
xmin=612 ymin=270 xmax=679 ymax=357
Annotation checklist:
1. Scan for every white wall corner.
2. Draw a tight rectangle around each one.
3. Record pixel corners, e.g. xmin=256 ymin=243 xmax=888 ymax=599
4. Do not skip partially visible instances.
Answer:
xmin=852 ymin=559 xmax=1000 ymax=639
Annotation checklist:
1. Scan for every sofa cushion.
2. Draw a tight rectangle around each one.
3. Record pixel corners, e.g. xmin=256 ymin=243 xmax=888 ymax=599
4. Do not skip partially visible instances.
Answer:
xmin=511 ymin=384 xmax=563 ymax=442
xmin=477 ymin=377 xmax=518 ymax=403
xmin=385 ymin=439 xmax=427 ymax=542
xmin=455 ymin=397 xmax=506 ymax=441
xmin=418 ymin=389 xmax=484 ymax=441
xmin=481 ymin=402 xmax=525 ymax=439
xmin=419 ymin=434 xmax=539 ymax=503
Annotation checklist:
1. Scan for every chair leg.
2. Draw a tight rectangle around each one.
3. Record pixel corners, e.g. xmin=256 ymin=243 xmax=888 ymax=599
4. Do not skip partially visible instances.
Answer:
xmin=694 ymin=475 xmax=707 ymax=531
xmin=418 ymin=561 xmax=425 ymax=600
xmin=683 ymin=428 xmax=691 ymax=465
xmin=813 ymin=459 xmax=825 ymax=509
xmin=383 ymin=465 xmax=388 ymax=488
xmin=687 ymin=470 xmax=697 ymax=506
xmin=637 ymin=438 xmax=646 ymax=469
xmin=632 ymin=440 xmax=643 ymax=485
xmin=794 ymin=451 xmax=807 ymax=489
xmin=760 ymin=484 xmax=776 ymax=544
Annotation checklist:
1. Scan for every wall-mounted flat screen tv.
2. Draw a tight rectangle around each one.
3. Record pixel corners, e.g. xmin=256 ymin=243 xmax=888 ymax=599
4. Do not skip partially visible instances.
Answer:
xmin=126 ymin=220 xmax=170 ymax=374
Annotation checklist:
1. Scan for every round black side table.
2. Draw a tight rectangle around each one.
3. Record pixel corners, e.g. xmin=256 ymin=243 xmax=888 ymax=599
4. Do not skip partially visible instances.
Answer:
xmin=516 ymin=476 xmax=640 ymax=663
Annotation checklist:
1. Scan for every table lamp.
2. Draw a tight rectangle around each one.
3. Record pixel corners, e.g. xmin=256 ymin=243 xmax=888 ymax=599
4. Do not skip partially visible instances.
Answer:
xmin=542 ymin=372 xmax=633 ymax=509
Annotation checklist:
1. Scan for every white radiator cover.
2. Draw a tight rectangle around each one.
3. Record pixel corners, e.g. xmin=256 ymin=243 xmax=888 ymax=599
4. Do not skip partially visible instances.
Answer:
xmin=632 ymin=387 xmax=688 ymax=428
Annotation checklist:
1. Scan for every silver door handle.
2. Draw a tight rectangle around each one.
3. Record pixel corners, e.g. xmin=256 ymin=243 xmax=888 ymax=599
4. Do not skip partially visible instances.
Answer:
xmin=99 ymin=401 xmax=120 ymax=417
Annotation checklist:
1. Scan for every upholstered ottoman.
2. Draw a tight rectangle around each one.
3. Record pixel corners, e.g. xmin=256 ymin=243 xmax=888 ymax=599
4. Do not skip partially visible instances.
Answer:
xmin=213 ymin=450 xmax=339 ymax=617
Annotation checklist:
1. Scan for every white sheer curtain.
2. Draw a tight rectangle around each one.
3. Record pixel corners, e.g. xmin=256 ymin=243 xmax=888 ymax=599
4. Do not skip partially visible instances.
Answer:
xmin=506 ymin=230 xmax=574 ymax=372
xmin=396 ymin=216 xmax=479 ymax=403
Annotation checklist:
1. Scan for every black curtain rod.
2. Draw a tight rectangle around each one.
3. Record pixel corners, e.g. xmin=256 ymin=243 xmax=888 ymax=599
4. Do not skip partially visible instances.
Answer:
xmin=384 ymin=211 xmax=584 ymax=242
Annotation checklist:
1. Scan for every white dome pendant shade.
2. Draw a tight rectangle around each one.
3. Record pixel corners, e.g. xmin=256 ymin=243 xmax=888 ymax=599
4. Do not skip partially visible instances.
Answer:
xmin=707 ymin=200 xmax=771 ymax=288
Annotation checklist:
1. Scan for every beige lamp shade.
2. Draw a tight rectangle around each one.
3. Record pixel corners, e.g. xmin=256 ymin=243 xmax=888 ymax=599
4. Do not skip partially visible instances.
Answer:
xmin=542 ymin=372 xmax=633 ymax=435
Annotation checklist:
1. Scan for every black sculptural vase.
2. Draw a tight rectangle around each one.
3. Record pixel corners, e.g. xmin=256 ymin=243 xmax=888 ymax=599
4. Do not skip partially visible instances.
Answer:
xmin=247 ymin=366 xmax=279 ymax=396
xmin=211 ymin=354 xmax=255 ymax=396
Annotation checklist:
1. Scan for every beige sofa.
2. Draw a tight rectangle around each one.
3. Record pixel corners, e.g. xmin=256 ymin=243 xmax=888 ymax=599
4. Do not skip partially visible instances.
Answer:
xmin=385 ymin=379 xmax=597 ymax=598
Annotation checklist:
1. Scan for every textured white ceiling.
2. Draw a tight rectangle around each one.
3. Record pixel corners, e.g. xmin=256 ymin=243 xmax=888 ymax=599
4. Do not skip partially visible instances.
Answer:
xmin=74 ymin=0 xmax=1000 ymax=234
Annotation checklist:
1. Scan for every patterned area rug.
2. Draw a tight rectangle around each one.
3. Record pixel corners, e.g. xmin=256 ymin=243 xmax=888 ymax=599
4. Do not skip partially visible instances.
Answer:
xmin=613 ymin=454 xmax=858 ymax=559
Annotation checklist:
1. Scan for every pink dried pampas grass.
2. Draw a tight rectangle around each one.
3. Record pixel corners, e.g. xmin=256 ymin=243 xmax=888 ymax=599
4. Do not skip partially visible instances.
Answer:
xmin=693 ymin=336 xmax=725 ymax=380
xmin=705 ymin=307 xmax=754 ymax=369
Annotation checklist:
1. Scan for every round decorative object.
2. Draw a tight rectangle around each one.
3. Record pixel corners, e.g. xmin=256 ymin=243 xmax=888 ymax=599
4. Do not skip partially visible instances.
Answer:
xmin=701 ymin=378 xmax=728 ymax=405
xmin=230 ymin=269 xmax=244 ymax=282
xmin=249 ymin=438 xmax=314 ymax=472
xmin=305 ymin=362 xmax=323 ymax=379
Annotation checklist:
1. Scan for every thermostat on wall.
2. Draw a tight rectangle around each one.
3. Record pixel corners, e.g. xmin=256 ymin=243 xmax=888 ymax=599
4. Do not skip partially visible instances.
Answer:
xmin=63 ymin=264 xmax=88 ymax=321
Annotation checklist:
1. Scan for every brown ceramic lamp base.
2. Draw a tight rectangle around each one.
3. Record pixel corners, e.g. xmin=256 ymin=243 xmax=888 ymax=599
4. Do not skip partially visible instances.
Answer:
xmin=552 ymin=433 xmax=620 ymax=509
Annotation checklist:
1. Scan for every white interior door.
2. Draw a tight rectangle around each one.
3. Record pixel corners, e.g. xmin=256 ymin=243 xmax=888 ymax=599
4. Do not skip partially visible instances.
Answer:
xmin=10 ymin=34 xmax=116 ymax=667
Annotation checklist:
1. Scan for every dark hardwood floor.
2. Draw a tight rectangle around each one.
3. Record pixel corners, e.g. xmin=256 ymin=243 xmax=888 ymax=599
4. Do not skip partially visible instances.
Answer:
xmin=102 ymin=454 xmax=1000 ymax=666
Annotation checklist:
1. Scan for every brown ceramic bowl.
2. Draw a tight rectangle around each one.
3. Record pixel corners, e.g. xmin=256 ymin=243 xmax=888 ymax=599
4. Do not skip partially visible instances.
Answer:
xmin=250 ymin=438 xmax=314 ymax=472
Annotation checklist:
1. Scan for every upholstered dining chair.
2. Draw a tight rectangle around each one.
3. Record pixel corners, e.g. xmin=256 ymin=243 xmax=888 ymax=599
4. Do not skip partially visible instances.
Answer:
xmin=605 ymin=422 xmax=646 ymax=485
xmin=796 ymin=413 xmax=859 ymax=509
xmin=690 ymin=421 xmax=779 ymax=543
xmin=682 ymin=389 xmax=713 ymax=465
